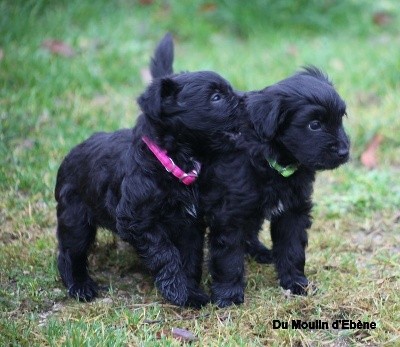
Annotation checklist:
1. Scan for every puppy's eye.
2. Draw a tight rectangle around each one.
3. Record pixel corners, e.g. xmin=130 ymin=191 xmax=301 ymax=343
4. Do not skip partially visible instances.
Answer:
xmin=211 ymin=93 xmax=222 ymax=102
xmin=309 ymin=120 xmax=321 ymax=131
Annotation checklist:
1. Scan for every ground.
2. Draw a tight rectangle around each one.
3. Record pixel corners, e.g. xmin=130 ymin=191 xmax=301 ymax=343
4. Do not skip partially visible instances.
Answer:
xmin=1 ymin=1 xmax=399 ymax=345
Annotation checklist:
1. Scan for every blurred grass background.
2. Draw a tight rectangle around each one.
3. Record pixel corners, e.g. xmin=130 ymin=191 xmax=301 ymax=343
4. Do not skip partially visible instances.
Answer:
xmin=1 ymin=0 xmax=399 ymax=346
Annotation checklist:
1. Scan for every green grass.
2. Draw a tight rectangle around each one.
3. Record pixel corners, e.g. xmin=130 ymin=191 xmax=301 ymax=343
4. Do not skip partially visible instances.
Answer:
xmin=1 ymin=0 xmax=400 ymax=345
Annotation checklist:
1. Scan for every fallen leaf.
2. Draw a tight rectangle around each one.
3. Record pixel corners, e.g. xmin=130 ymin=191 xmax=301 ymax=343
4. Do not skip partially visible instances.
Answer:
xmin=200 ymin=3 xmax=217 ymax=13
xmin=373 ymin=11 xmax=392 ymax=26
xmin=0 ymin=48 xmax=4 ymax=61
xmin=42 ymin=39 xmax=75 ymax=57
xmin=171 ymin=327 xmax=198 ymax=342
xmin=155 ymin=329 xmax=168 ymax=339
xmin=139 ymin=0 xmax=154 ymax=5
xmin=361 ymin=134 xmax=383 ymax=169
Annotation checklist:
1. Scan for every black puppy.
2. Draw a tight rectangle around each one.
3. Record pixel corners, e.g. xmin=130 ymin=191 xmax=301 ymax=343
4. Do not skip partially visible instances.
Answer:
xmin=55 ymin=35 xmax=242 ymax=308
xmin=200 ymin=68 xmax=350 ymax=306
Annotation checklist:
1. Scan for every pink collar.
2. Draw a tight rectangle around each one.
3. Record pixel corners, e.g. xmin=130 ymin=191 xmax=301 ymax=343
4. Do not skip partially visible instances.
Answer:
xmin=142 ymin=136 xmax=201 ymax=185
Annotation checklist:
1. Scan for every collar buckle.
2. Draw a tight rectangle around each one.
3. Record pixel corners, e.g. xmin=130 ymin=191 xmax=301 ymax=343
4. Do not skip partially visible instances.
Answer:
xmin=142 ymin=136 xmax=201 ymax=185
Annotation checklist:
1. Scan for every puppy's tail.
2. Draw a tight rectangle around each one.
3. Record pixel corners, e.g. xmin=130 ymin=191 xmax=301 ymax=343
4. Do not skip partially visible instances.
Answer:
xmin=150 ymin=33 xmax=174 ymax=78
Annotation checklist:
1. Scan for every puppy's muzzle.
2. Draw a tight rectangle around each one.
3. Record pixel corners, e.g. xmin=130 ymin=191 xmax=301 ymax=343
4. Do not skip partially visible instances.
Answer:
xmin=337 ymin=147 xmax=349 ymax=159
xmin=330 ymin=142 xmax=350 ymax=162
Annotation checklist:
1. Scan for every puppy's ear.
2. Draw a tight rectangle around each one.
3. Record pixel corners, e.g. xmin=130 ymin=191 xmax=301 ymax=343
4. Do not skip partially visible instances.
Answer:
xmin=246 ymin=93 xmax=282 ymax=141
xmin=150 ymin=33 xmax=174 ymax=79
xmin=137 ymin=77 xmax=179 ymax=120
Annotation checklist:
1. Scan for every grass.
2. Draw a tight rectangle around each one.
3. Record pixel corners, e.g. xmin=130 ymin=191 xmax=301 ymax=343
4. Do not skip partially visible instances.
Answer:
xmin=1 ymin=0 xmax=399 ymax=345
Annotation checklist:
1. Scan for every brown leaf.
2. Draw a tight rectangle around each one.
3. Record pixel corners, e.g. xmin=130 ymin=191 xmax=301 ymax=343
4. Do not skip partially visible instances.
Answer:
xmin=155 ymin=329 xmax=168 ymax=339
xmin=139 ymin=0 xmax=154 ymax=5
xmin=361 ymin=134 xmax=383 ymax=169
xmin=373 ymin=11 xmax=392 ymax=26
xmin=42 ymin=39 xmax=75 ymax=57
xmin=200 ymin=3 xmax=217 ymax=13
xmin=171 ymin=327 xmax=198 ymax=342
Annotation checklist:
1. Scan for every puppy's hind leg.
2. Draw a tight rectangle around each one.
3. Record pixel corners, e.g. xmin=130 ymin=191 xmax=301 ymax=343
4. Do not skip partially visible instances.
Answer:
xmin=116 ymin=175 xmax=191 ymax=307
xmin=173 ymin=219 xmax=209 ymax=308
xmin=244 ymin=216 xmax=273 ymax=264
xmin=120 ymin=225 xmax=189 ymax=307
xmin=56 ymin=191 xmax=98 ymax=301
xmin=245 ymin=234 xmax=273 ymax=264
xmin=209 ymin=224 xmax=246 ymax=308
xmin=116 ymin=207 xmax=189 ymax=306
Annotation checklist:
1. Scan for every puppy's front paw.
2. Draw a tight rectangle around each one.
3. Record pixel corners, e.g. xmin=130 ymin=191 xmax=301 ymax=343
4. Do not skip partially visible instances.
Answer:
xmin=211 ymin=283 xmax=244 ymax=308
xmin=185 ymin=287 xmax=210 ymax=309
xmin=252 ymin=248 xmax=273 ymax=264
xmin=156 ymin=274 xmax=188 ymax=307
xmin=212 ymin=296 xmax=244 ymax=308
xmin=281 ymin=276 xmax=310 ymax=296
xmin=68 ymin=279 xmax=99 ymax=302
xmin=246 ymin=241 xmax=273 ymax=264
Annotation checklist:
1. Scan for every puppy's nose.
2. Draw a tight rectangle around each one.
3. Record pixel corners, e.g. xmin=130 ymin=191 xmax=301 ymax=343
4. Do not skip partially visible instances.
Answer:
xmin=337 ymin=147 xmax=349 ymax=158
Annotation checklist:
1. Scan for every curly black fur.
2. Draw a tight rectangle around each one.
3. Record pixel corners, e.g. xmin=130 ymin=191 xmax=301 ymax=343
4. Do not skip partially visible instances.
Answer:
xmin=55 ymin=35 xmax=242 ymax=308
xmin=200 ymin=69 xmax=350 ymax=307
xmin=152 ymin=35 xmax=350 ymax=307
xmin=150 ymin=32 xmax=174 ymax=79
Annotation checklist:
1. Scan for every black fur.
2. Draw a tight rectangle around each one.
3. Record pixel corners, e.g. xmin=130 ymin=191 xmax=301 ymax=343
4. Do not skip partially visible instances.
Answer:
xmin=55 ymin=35 xmax=242 ymax=308
xmin=150 ymin=32 xmax=174 ymax=79
xmin=200 ymin=69 xmax=350 ymax=307
xmin=151 ymin=36 xmax=350 ymax=307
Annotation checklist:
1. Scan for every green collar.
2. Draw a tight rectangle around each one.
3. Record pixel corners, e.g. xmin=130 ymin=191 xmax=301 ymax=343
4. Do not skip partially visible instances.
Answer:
xmin=267 ymin=159 xmax=299 ymax=177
